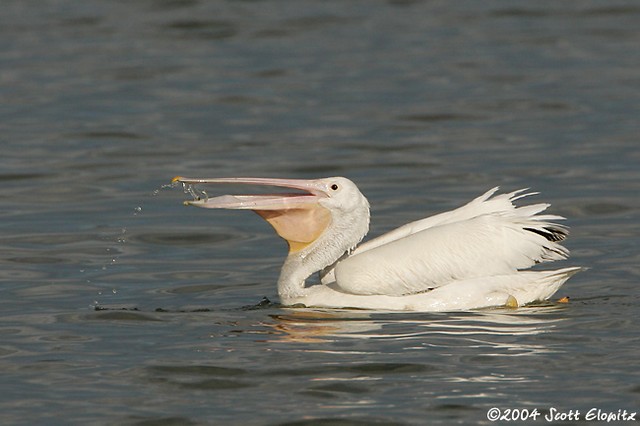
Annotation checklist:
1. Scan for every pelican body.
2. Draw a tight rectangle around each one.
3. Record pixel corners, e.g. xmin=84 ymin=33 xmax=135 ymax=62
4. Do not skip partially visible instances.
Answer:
xmin=173 ymin=176 xmax=581 ymax=311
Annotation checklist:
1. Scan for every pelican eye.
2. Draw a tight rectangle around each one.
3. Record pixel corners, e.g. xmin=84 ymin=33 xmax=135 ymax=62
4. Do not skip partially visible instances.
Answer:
xmin=330 ymin=184 xmax=339 ymax=191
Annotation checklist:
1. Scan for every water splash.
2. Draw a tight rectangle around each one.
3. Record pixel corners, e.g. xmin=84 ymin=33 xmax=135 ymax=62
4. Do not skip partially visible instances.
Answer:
xmin=90 ymin=179 xmax=206 ymax=310
xmin=182 ymin=182 xmax=208 ymax=201
xmin=152 ymin=179 xmax=209 ymax=201
xmin=153 ymin=180 xmax=181 ymax=195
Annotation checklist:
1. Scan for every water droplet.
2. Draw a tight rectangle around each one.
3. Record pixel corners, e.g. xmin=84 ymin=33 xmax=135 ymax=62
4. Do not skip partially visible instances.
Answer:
xmin=180 ymin=183 xmax=210 ymax=201
xmin=184 ymin=183 xmax=197 ymax=199
xmin=159 ymin=181 xmax=180 ymax=192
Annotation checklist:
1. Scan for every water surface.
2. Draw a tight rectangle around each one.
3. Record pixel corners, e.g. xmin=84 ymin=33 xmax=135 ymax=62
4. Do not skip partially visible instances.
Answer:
xmin=1 ymin=1 xmax=639 ymax=424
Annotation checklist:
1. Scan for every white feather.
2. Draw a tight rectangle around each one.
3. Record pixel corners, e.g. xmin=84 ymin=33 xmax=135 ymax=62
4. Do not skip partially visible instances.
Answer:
xmin=288 ymin=267 xmax=582 ymax=311
xmin=321 ymin=187 xmax=568 ymax=289
xmin=178 ymin=177 xmax=581 ymax=311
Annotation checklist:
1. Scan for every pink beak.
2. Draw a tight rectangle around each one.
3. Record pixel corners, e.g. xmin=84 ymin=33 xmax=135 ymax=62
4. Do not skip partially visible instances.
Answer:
xmin=172 ymin=176 xmax=333 ymax=253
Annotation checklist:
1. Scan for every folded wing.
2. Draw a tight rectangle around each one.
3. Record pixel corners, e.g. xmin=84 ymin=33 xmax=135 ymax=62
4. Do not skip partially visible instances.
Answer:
xmin=325 ymin=188 xmax=569 ymax=296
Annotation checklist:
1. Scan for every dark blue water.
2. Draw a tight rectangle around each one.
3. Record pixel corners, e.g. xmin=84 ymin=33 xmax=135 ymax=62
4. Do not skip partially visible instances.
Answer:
xmin=1 ymin=1 xmax=639 ymax=424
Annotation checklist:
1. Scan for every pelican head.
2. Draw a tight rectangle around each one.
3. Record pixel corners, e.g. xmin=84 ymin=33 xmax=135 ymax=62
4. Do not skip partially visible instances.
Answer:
xmin=173 ymin=176 xmax=370 ymax=299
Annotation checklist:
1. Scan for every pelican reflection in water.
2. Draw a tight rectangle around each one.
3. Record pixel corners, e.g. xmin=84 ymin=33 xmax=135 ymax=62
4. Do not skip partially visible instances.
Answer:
xmin=264 ymin=308 xmax=566 ymax=355
xmin=173 ymin=176 xmax=581 ymax=311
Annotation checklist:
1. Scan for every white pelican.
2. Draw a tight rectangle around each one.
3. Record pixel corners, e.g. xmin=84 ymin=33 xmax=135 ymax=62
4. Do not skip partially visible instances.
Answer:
xmin=172 ymin=176 xmax=581 ymax=311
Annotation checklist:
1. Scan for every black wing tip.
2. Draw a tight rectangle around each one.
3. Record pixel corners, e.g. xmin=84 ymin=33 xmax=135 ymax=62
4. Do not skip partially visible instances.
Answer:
xmin=524 ymin=225 xmax=568 ymax=243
